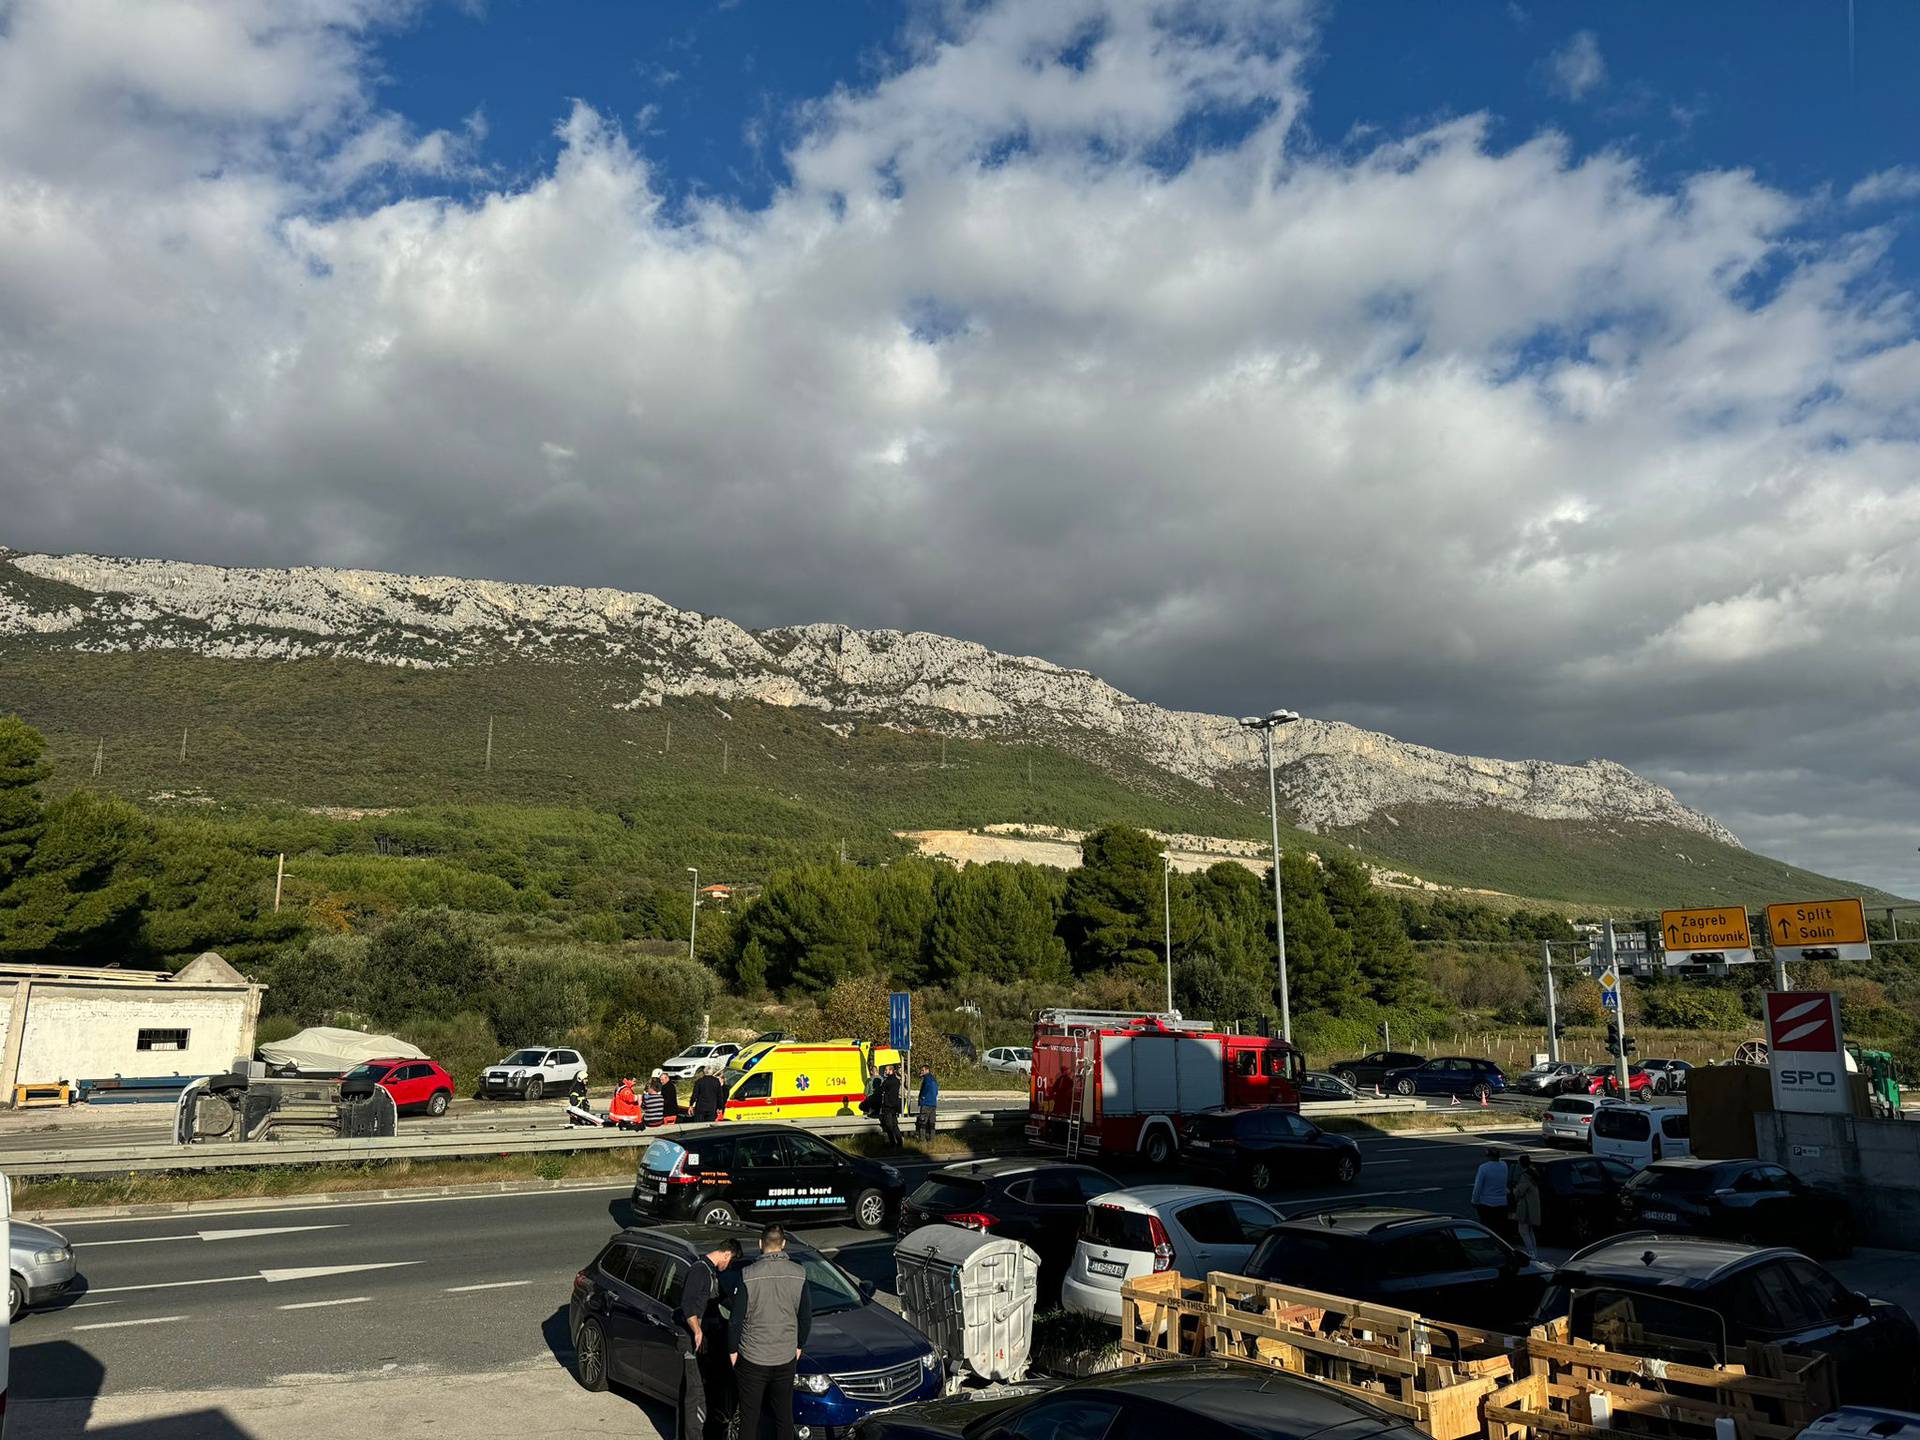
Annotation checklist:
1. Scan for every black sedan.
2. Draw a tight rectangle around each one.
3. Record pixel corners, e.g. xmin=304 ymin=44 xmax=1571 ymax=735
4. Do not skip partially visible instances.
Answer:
xmin=899 ymin=1158 xmax=1118 ymax=1300
xmin=1528 ymin=1154 xmax=1635 ymax=1245
xmin=1621 ymin=1160 xmax=1857 ymax=1256
xmin=1325 ymin=1050 xmax=1425 ymax=1091
xmin=1182 ymin=1106 xmax=1361 ymax=1192
xmin=1298 ymin=1071 xmax=1363 ymax=1103
xmin=851 ymin=1358 xmax=1430 ymax=1440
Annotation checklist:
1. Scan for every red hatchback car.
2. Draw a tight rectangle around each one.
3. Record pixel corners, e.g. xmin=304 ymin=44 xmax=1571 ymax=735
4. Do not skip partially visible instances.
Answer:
xmin=1585 ymin=1066 xmax=1654 ymax=1098
xmin=347 ymin=1058 xmax=455 ymax=1116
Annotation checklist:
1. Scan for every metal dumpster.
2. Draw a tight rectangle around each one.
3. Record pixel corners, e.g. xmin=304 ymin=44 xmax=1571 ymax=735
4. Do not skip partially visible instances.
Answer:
xmin=895 ymin=1224 xmax=1038 ymax=1385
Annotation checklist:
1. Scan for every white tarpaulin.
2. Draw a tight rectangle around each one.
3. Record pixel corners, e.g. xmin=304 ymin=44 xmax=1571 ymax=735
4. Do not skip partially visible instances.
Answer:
xmin=257 ymin=1027 xmax=425 ymax=1075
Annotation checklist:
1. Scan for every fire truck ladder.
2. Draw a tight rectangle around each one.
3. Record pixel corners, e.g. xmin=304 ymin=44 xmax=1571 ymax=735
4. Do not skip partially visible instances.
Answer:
xmin=1063 ymin=1042 xmax=1095 ymax=1160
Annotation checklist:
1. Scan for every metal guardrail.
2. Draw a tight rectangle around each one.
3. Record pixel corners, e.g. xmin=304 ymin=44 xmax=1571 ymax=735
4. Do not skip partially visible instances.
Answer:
xmin=0 ymin=1107 xmax=1027 ymax=1179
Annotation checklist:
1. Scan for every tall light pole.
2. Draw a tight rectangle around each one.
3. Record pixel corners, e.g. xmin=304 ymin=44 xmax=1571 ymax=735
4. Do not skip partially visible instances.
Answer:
xmin=1162 ymin=850 xmax=1174 ymax=1014
xmin=687 ymin=866 xmax=699 ymax=962
xmin=1239 ymin=709 xmax=1302 ymax=1041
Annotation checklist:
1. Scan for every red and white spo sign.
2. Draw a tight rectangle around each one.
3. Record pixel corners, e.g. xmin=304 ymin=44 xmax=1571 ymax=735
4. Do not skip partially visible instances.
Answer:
xmin=1765 ymin=991 xmax=1849 ymax=1113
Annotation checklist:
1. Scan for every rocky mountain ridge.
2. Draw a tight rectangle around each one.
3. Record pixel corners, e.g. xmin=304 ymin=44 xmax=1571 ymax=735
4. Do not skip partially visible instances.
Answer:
xmin=0 ymin=548 xmax=1741 ymax=845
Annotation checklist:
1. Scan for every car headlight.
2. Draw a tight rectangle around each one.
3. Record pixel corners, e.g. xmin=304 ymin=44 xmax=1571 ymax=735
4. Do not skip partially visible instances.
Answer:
xmin=35 ymin=1247 xmax=71 ymax=1265
xmin=880 ymin=1165 xmax=902 ymax=1186
xmin=801 ymin=1372 xmax=832 ymax=1395
xmin=921 ymin=1351 xmax=940 ymax=1371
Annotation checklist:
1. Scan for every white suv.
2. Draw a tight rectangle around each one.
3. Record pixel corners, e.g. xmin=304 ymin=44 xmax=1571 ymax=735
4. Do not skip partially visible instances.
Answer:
xmin=660 ymin=1042 xmax=741 ymax=1080
xmin=479 ymin=1047 xmax=586 ymax=1100
xmin=1061 ymin=1185 xmax=1284 ymax=1322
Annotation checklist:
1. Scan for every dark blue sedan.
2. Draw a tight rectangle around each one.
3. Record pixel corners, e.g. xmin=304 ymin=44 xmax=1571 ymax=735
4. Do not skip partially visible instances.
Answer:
xmin=570 ymin=1223 xmax=940 ymax=1435
xmin=1383 ymin=1056 xmax=1507 ymax=1100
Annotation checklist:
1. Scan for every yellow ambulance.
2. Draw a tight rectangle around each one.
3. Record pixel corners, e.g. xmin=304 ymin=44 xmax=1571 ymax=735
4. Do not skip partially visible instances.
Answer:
xmin=720 ymin=1039 xmax=903 ymax=1120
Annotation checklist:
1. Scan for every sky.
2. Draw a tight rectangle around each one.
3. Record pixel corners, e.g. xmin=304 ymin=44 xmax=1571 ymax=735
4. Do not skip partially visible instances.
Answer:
xmin=2 ymin=0 xmax=1919 ymax=892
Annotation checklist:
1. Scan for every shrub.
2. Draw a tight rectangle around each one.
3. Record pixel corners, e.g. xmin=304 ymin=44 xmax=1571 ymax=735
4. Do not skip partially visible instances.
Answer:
xmin=395 ymin=1010 xmax=500 ymax=1095
xmin=1636 ymin=984 xmax=1747 ymax=1031
xmin=366 ymin=909 xmax=503 ymax=1023
xmin=593 ymin=1014 xmax=679 ymax=1081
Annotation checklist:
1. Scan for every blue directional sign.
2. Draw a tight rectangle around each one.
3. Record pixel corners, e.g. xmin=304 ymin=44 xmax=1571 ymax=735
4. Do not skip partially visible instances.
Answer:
xmin=889 ymin=991 xmax=912 ymax=1052
xmin=1601 ymin=988 xmax=1619 ymax=1012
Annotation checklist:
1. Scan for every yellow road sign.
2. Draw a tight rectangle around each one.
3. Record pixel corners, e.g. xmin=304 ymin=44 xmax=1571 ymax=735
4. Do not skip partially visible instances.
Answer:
xmin=1765 ymin=898 xmax=1868 ymax=949
xmin=1598 ymin=969 xmax=1618 ymax=991
xmin=1660 ymin=905 xmax=1752 ymax=953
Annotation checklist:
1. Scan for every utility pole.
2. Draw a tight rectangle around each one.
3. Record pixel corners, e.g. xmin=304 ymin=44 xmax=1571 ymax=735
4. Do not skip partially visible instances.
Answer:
xmin=484 ymin=716 xmax=493 ymax=774
xmin=180 ymin=727 xmax=188 ymax=763
xmin=1162 ymin=852 xmax=1174 ymax=1013
xmin=722 ymin=740 xmax=729 ymax=775
xmin=92 ymin=738 xmax=103 ymax=779
xmin=664 ymin=718 xmax=671 ymax=757
xmin=1606 ymin=920 xmax=1630 ymax=1096
xmin=686 ymin=867 xmax=699 ymax=962
xmin=1239 ymin=710 xmax=1301 ymax=1041
xmin=940 ymin=736 xmax=947 ymax=769
xmin=1542 ymin=940 xmax=1560 ymax=1063
xmin=273 ymin=853 xmax=285 ymax=914
xmin=1771 ymin=926 xmax=1791 ymax=994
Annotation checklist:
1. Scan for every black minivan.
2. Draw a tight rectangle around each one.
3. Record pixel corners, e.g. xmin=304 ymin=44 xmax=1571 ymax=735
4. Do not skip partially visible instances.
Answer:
xmin=632 ymin=1123 xmax=904 ymax=1231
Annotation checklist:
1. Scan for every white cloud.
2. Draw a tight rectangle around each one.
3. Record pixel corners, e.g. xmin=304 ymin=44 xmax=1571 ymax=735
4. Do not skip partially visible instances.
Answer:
xmin=1848 ymin=167 xmax=1920 ymax=207
xmin=1545 ymin=30 xmax=1608 ymax=102
xmin=2 ymin=0 xmax=1919 ymax=890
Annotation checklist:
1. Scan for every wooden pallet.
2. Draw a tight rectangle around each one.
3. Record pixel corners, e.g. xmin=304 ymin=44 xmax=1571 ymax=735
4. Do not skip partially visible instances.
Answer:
xmin=1119 ymin=1271 xmax=1209 ymax=1363
xmin=12 ymin=1081 xmax=70 ymax=1108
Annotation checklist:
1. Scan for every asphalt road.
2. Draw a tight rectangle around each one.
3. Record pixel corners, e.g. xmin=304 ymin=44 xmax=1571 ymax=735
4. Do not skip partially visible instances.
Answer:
xmin=11 ymin=1123 xmax=1551 ymax=1406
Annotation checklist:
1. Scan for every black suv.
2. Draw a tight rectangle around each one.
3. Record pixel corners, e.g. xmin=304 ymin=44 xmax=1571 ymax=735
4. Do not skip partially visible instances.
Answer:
xmin=1540 ymin=1234 xmax=1919 ymax=1408
xmin=1241 ymin=1207 xmax=1548 ymax=1333
xmin=1182 ymin=1106 xmax=1363 ymax=1192
xmin=900 ymin=1159 xmax=1117 ymax=1298
xmin=632 ymin=1123 xmax=904 ymax=1231
xmin=851 ymin=1357 xmax=1430 ymax=1440
xmin=1621 ymin=1160 xmax=1857 ymax=1255
xmin=1325 ymin=1051 xmax=1425 ymax=1091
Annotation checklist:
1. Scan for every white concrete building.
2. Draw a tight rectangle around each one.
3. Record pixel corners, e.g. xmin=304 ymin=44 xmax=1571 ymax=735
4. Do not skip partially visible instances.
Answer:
xmin=0 ymin=954 xmax=265 ymax=1103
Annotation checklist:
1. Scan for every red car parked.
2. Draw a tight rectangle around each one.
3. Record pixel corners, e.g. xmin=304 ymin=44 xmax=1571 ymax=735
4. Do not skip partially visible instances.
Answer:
xmin=347 ymin=1058 xmax=456 ymax=1116
xmin=1585 ymin=1066 xmax=1654 ymax=1098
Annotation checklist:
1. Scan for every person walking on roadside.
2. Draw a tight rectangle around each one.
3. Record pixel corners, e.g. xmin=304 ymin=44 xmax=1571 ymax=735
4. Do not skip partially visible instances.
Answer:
xmin=1471 ymin=1147 xmax=1511 ymax=1238
xmin=915 ymin=1063 xmax=939 ymax=1141
xmin=676 ymin=1238 xmax=741 ymax=1440
xmin=732 ymin=1226 xmax=811 ymax=1440
xmin=690 ymin=1062 xmax=725 ymax=1123
xmin=641 ymin=1076 xmax=666 ymax=1128
xmin=1509 ymin=1155 xmax=1542 ymax=1254
xmin=876 ymin=1064 xmax=903 ymax=1147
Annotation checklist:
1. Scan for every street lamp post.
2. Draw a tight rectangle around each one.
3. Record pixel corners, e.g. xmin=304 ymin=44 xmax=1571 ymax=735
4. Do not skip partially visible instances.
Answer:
xmin=1239 ymin=709 xmax=1302 ymax=1041
xmin=687 ymin=866 xmax=699 ymax=963
xmin=1162 ymin=851 xmax=1174 ymax=1015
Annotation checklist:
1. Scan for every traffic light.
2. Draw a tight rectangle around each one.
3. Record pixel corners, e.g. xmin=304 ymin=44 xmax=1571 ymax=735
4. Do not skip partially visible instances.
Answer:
xmin=1623 ymin=1035 xmax=1638 ymax=1057
xmin=1604 ymin=1034 xmax=1620 ymax=1057
xmin=1551 ymin=1020 xmax=1567 ymax=1039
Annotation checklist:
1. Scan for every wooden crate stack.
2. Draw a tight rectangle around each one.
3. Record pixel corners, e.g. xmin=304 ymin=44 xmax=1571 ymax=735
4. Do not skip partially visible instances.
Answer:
xmin=1118 ymin=1270 xmax=1209 ymax=1363
xmin=1484 ymin=1317 xmax=1838 ymax=1440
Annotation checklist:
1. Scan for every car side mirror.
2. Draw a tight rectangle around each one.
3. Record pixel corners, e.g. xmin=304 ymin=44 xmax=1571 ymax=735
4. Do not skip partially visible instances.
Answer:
xmin=858 ymin=1279 xmax=877 ymax=1301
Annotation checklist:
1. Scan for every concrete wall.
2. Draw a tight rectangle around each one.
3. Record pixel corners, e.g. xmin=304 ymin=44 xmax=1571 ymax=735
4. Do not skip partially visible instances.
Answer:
xmin=1756 ymin=1110 xmax=1920 ymax=1250
xmin=10 ymin=983 xmax=257 ymax=1085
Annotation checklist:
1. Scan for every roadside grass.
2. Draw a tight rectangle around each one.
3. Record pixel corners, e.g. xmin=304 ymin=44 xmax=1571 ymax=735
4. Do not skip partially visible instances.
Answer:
xmin=1314 ymin=1110 xmax=1534 ymax=1138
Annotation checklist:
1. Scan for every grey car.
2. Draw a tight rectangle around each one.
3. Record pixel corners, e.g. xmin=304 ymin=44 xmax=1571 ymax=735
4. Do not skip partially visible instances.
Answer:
xmin=10 ymin=1218 xmax=78 ymax=1320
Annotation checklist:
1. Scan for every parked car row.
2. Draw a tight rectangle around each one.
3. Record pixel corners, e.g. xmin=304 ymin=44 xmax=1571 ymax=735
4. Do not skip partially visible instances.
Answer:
xmin=1511 ymin=1059 xmax=1693 ymax=1098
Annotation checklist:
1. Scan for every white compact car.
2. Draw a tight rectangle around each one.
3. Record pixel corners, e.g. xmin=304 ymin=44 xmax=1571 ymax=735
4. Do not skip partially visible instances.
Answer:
xmin=1061 ymin=1185 xmax=1285 ymax=1322
xmin=478 ymin=1046 xmax=587 ymax=1100
xmin=982 ymin=1046 xmax=1032 ymax=1075
xmin=1541 ymin=1094 xmax=1603 ymax=1147
xmin=660 ymin=1042 xmax=742 ymax=1080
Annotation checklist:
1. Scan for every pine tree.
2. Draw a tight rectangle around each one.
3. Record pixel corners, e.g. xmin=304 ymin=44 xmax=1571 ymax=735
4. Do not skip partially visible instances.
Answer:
xmin=1321 ymin=854 xmax=1423 ymax=1005
xmin=0 ymin=716 xmax=48 ymax=886
xmin=1060 ymin=825 xmax=1162 ymax=973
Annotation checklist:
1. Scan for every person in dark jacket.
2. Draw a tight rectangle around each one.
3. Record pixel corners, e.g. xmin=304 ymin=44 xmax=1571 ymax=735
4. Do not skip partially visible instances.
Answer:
xmin=915 ymin=1064 xmax=938 ymax=1140
xmin=676 ymin=1238 xmax=741 ymax=1440
xmin=732 ymin=1227 xmax=812 ymax=1440
xmin=876 ymin=1066 xmax=903 ymax=1147
xmin=658 ymin=1069 xmax=681 ymax=1121
xmin=690 ymin=1064 xmax=725 ymax=1123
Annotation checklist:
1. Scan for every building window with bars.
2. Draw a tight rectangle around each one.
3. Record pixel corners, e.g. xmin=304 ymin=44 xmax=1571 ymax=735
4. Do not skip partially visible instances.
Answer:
xmin=137 ymin=1028 xmax=190 ymax=1052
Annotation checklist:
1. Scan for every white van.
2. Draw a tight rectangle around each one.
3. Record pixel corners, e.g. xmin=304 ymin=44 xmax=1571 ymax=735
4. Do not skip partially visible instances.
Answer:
xmin=1589 ymin=1103 xmax=1690 ymax=1168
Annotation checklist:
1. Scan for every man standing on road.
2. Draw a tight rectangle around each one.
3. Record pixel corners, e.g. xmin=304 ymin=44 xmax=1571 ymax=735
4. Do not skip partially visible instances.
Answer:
xmin=1509 ymin=1155 xmax=1541 ymax=1254
xmin=915 ymin=1063 xmax=938 ymax=1141
xmin=1471 ymin=1147 xmax=1511 ymax=1238
xmin=676 ymin=1238 xmax=742 ymax=1440
xmin=658 ymin=1068 xmax=682 ymax=1122
xmin=733 ymin=1225 xmax=811 ymax=1440
xmin=876 ymin=1065 xmax=904 ymax=1148
xmin=690 ymin=1063 xmax=725 ymax=1123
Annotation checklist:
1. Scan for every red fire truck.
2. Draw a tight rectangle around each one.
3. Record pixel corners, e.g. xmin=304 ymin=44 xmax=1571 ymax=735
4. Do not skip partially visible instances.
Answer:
xmin=1026 ymin=1009 xmax=1303 ymax=1165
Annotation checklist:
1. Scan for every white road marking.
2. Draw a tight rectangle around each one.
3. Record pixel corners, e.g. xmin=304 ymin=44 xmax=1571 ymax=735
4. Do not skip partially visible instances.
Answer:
xmin=74 ymin=1315 xmax=186 ymax=1331
xmin=1299 ymin=1186 xmax=1444 ymax=1203
xmin=85 ymin=1224 xmax=348 ymax=1248
xmin=68 ymin=1300 xmax=121 ymax=1309
xmin=261 ymin=1261 xmax=419 ymax=1284
xmin=50 ymin=1183 xmax=635 ymax=1228
xmin=278 ymin=1296 xmax=370 ymax=1310
xmin=445 ymin=1280 xmax=533 ymax=1293
xmin=90 ymin=1272 xmax=261 ymax=1295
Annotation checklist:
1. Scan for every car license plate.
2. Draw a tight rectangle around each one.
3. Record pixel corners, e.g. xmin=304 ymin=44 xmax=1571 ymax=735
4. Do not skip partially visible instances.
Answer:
xmin=1645 ymin=1210 xmax=1677 ymax=1223
xmin=1088 ymin=1258 xmax=1129 ymax=1278
xmin=1189 ymin=1140 xmax=1211 ymax=1150
xmin=657 ymin=1181 xmax=669 ymax=1195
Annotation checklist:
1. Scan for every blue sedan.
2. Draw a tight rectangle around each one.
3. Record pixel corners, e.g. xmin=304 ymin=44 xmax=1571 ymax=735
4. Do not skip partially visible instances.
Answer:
xmin=1384 ymin=1056 xmax=1507 ymax=1100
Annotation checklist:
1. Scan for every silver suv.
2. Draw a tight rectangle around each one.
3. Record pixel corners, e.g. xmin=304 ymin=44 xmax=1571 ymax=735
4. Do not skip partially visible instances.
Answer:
xmin=479 ymin=1047 xmax=587 ymax=1100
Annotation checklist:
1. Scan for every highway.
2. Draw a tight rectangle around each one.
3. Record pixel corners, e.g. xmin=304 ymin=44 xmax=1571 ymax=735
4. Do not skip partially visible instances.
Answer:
xmin=11 ymin=1124 xmax=1545 ymax=1404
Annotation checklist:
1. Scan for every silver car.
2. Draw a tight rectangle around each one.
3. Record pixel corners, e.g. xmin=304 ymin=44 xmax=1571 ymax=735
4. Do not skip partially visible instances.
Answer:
xmin=982 ymin=1046 xmax=1031 ymax=1075
xmin=1541 ymin=1094 xmax=1602 ymax=1147
xmin=10 ymin=1218 xmax=78 ymax=1320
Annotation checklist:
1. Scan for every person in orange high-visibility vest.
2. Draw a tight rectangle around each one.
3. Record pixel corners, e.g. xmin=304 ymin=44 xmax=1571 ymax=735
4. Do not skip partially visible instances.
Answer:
xmin=609 ymin=1078 xmax=642 ymax=1127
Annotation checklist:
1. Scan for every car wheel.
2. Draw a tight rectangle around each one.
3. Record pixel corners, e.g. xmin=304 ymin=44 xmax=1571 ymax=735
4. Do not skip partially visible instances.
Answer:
xmin=1473 ymin=1084 xmax=1492 ymax=1103
xmin=575 ymin=1316 xmax=610 ymax=1392
xmin=700 ymin=1201 xmax=740 ymax=1227
xmin=427 ymin=1090 xmax=451 ymax=1117
xmin=525 ymin=1077 xmax=545 ymax=1102
xmin=9 ymin=1271 xmax=24 ymax=1323
xmin=1336 ymin=1070 xmax=1358 ymax=1088
xmin=1334 ymin=1153 xmax=1359 ymax=1185
xmin=1248 ymin=1161 xmax=1274 ymax=1193
xmin=854 ymin=1189 xmax=888 ymax=1231
xmin=1143 ymin=1130 xmax=1176 ymax=1167
xmin=1395 ymin=1078 xmax=1416 ymax=1096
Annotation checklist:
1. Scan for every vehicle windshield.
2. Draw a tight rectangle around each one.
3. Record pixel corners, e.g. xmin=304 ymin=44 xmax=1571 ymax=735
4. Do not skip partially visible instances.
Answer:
xmin=909 ymin=1176 xmax=988 ymax=1209
xmin=641 ymin=1138 xmax=687 ymax=1175
xmin=345 ymin=1063 xmax=393 ymax=1083
xmin=503 ymin=1050 xmax=545 ymax=1065
xmin=1627 ymin=1165 xmax=1719 ymax=1193
xmin=1081 ymin=1205 xmax=1155 ymax=1253
xmin=802 ymin=1255 xmax=866 ymax=1315
xmin=679 ymin=1045 xmax=716 ymax=1059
